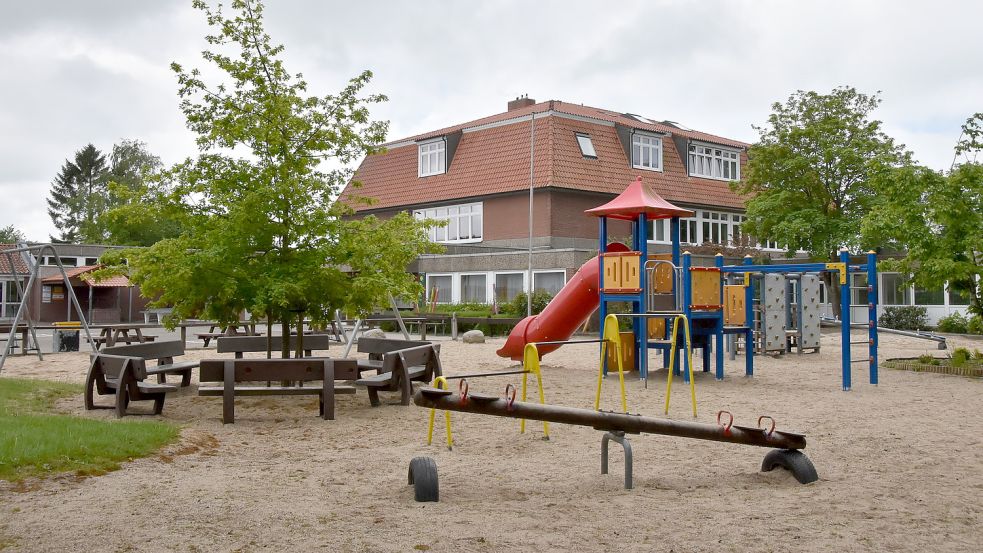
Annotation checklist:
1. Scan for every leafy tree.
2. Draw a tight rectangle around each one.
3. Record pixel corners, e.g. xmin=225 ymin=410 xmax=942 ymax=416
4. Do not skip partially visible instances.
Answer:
xmin=734 ymin=87 xmax=911 ymax=316
xmin=0 ymin=225 xmax=26 ymax=243
xmin=864 ymin=115 xmax=983 ymax=317
xmin=46 ymin=143 xmax=109 ymax=243
xmin=101 ymin=0 xmax=438 ymax=356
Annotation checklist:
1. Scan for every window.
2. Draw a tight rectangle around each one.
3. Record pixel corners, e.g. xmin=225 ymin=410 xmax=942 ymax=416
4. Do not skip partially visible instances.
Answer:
xmin=418 ymin=139 xmax=446 ymax=177
xmin=461 ymin=274 xmax=487 ymax=303
xmin=495 ymin=273 xmax=524 ymax=303
xmin=679 ymin=218 xmax=698 ymax=244
xmin=689 ymin=143 xmax=740 ymax=180
xmin=947 ymin=284 xmax=971 ymax=306
xmin=914 ymin=285 xmax=944 ymax=306
xmin=59 ymin=257 xmax=78 ymax=267
xmin=533 ymin=271 xmax=565 ymax=296
xmin=701 ymin=212 xmax=730 ymax=245
xmin=414 ymin=202 xmax=483 ymax=243
xmin=426 ymin=275 xmax=452 ymax=304
xmin=2 ymin=281 xmax=22 ymax=319
xmin=85 ymin=257 xmax=99 ymax=266
xmin=851 ymin=274 xmax=868 ymax=306
xmin=631 ymin=133 xmax=662 ymax=171
xmin=648 ymin=219 xmax=669 ymax=243
xmin=881 ymin=273 xmax=911 ymax=305
xmin=575 ymin=133 xmax=597 ymax=158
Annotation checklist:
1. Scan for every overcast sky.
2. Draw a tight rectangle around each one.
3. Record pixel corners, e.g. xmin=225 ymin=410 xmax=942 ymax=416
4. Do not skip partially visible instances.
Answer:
xmin=2 ymin=0 xmax=981 ymax=241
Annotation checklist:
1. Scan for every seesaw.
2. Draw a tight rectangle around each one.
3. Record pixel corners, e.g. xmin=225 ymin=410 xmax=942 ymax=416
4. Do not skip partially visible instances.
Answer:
xmin=406 ymin=386 xmax=817 ymax=501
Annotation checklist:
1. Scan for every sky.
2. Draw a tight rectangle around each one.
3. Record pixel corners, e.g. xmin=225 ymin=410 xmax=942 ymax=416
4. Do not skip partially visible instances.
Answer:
xmin=1 ymin=0 xmax=981 ymax=242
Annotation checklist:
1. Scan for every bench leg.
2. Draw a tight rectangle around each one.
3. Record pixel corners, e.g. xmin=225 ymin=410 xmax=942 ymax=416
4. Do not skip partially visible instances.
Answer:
xmin=153 ymin=395 xmax=165 ymax=415
xmin=180 ymin=370 xmax=192 ymax=387
xmin=400 ymin=379 xmax=412 ymax=406
xmin=367 ymin=388 xmax=381 ymax=407
xmin=157 ymin=373 xmax=168 ymax=384
xmin=115 ymin=387 xmax=129 ymax=418
xmin=84 ymin=373 xmax=97 ymax=410
xmin=321 ymin=382 xmax=334 ymax=420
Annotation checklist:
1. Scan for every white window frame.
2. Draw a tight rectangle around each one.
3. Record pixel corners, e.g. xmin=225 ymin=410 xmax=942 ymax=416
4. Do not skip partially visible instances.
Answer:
xmin=689 ymin=142 xmax=740 ymax=181
xmin=414 ymin=202 xmax=483 ymax=244
xmin=418 ymin=138 xmax=446 ymax=177
xmin=631 ymin=132 xmax=662 ymax=172
xmin=532 ymin=270 xmax=567 ymax=296
xmin=459 ymin=272 xmax=488 ymax=304
xmin=425 ymin=274 xmax=454 ymax=304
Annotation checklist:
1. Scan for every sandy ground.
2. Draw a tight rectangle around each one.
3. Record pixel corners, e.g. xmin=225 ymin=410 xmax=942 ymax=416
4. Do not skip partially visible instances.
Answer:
xmin=1 ymin=329 xmax=981 ymax=552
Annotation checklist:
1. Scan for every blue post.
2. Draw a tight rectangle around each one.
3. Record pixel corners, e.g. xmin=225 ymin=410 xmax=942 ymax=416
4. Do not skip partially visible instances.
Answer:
xmin=599 ymin=217 xmax=607 ymax=376
xmin=867 ymin=251 xmax=878 ymax=385
xmin=680 ymin=251 xmax=692 ymax=382
xmin=715 ymin=253 xmax=725 ymax=380
xmin=637 ymin=213 xmax=648 ymax=380
xmin=742 ymin=255 xmax=754 ymax=377
xmin=840 ymin=248 xmax=851 ymax=391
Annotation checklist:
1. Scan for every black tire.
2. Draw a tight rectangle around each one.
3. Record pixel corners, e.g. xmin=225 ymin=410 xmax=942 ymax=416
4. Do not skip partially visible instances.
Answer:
xmin=408 ymin=457 xmax=439 ymax=502
xmin=761 ymin=449 xmax=819 ymax=484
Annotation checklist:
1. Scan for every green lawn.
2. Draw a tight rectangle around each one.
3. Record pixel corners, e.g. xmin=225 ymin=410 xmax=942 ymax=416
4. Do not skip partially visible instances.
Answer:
xmin=0 ymin=377 xmax=179 ymax=481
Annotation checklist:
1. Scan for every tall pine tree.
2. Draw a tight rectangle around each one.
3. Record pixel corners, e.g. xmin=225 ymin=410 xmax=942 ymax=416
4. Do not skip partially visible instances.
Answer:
xmin=46 ymin=143 xmax=109 ymax=243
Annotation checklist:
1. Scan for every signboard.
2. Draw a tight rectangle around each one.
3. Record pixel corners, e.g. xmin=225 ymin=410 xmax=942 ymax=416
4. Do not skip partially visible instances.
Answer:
xmin=51 ymin=285 xmax=65 ymax=301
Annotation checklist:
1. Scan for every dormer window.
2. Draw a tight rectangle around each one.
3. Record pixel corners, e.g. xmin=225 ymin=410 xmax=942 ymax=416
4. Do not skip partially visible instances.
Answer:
xmin=689 ymin=143 xmax=740 ymax=180
xmin=418 ymin=138 xmax=446 ymax=177
xmin=631 ymin=132 xmax=662 ymax=171
xmin=575 ymin=133 xmax=597 ymax=158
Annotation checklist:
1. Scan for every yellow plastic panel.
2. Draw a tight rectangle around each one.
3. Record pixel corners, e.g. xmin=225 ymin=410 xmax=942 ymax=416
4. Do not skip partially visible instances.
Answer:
xmin=723 ymin=285 xmax=746 ymax=325
xmin=690 ymin=270 xmax=722 ymax=309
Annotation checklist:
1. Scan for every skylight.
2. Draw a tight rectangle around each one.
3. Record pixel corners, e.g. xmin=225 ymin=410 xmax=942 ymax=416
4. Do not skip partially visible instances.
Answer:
xmin=576 ymin=133 xmax=597 ymax=158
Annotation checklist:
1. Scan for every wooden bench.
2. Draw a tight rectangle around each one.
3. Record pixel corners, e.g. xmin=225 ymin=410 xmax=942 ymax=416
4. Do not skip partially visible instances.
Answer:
xmin=356 ymin=344 xmax=442 ymax=407
xmin=216 ymin=334 xmax=333 ymax=359
xmin=92 ymin=334 xmax=158 ymax=349
xmin=355 ymin=338 xmax=432 ymax=376
xmin=197 ymin=323 xmax=259 ymax=347
xmin=98 ymin=340 xmax=198 ymax=387
xmin=198 ymin=358 xmax=358 ymax=423
xmin=84 ymin=354 xmax=178 ymax=417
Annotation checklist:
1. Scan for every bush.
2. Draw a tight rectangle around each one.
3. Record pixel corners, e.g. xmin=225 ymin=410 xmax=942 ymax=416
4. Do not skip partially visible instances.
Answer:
xmin=936 ymin=313 xmax=969 ymax=333
xmin=879 ymin=306 xmax=929 ymax=331
xmin=917 ymin=354 xmax=940 ymax=366
xmin=951 ymin=347 xmax=971 ymax=368
xmin=967 ymin=315 xmax=983 ymax=335
xmin=973 ymin=349 xmax=983 ymax=360
xmin=505 ymin=291 xmax=554 ymax=317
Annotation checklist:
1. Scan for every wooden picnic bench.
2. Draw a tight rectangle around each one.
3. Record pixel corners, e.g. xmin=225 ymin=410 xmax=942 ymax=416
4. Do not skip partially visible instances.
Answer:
xmin=98 ymin=340 xmax=198 ymax=387
xmin=354 ymin=338 xmax=432 ymax=376
xmin=92 ymin=324 xmax=158 ymax=349
xmin=198 ymin=358 xmax=358 ymax=423
xmin=216 ymin=334 xmax=332 ymax=359
xmin=355 ymin=343 xmax=442 ymax=407
xmin=84 ymin=354 xmax=178 ymax=417
xmin=196 ymin=323 xmax=259 ymax=347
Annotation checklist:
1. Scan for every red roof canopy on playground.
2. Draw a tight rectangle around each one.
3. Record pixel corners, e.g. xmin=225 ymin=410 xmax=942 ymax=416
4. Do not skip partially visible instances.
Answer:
xmin=584 ymin=176 xmax=695 ymax=221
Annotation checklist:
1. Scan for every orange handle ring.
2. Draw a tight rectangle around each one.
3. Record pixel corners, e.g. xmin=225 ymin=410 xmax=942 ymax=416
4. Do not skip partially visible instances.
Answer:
xmin=505 ymin=383 xmax=517 ymax=412
xmin=716 ymin=410 xmax=733 ymax=435
xmin=757 ymin=415 xmax=776 ymax=437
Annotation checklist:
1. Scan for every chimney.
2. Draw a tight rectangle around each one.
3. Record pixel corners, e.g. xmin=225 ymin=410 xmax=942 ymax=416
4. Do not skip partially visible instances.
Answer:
xmin=508 ymin=95 xmax=535 ymax=111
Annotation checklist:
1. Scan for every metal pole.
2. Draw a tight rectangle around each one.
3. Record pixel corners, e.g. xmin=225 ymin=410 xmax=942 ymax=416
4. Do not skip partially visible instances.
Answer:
xmin=839 ymin=248 xmax=851 ymax=391
xmin=867 ymin=251 xmax=878 ymax=385
xmin=527 ymin=110 xmax=536 ymax=318
xmin=388 ymin=292 xmax=411 ymax=340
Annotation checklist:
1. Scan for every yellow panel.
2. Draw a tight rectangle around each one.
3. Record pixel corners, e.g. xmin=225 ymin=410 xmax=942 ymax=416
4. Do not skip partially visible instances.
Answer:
xmin=605 ymin=331 xmax=636 ymax=371
xmin=723 ymin=285 xmax=746 ymax=325
xmin=601 ymin=252 xmax=642 ymax=292
xmin=647 ymin=317 xmax=666 ymax=339
xmin=649 ymin=253 xmax=674 ymax=293
xmin=621 ymin=255 xmax=640 ymax=290
xmin=690 ymin=270 xmax=722 ymax=309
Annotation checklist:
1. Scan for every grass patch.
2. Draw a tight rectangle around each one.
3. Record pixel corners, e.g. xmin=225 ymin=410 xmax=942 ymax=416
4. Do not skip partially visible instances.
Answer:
xmin=0 ymin=377 xmax=179 ymax=482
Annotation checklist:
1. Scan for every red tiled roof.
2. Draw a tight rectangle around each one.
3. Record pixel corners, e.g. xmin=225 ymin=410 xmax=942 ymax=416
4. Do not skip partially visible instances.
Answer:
xmin=42 ymin=266 xmax=131 ymax=288
xmin=585 ymin=176 xmax=694 ymax=221
xmin=0 ymin=244 xmax=30 ymax=274
xmin=342 ymin=99 xmax=749 ymax=212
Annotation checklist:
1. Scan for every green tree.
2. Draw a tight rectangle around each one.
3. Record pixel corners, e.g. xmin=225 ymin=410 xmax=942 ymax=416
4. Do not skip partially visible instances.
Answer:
xmin=734 ymin=87 xmax=911 ymax=316
xmin=102 ymin=0 xmax=438 ymax=355
xmin=0 ymin=225 xmax=26 ymax=243
xmin=46 ymin=143 xmax=109 ymax=243
xmin=864 ymin=116 xmax=983 ymax=317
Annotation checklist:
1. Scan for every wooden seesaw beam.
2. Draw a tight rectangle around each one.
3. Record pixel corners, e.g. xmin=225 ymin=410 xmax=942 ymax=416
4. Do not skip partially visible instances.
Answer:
xmin=408 ymin=387 xmax=818 ymax=497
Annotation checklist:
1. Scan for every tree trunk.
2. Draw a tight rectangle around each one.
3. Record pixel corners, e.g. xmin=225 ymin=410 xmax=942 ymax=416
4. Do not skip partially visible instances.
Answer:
xmin=824 ymin=272 xmax=842 ymax=320
xmin=295 ymin=311 xmax=304 ymax=359
xmin=265 ymin=309 xmax=272 ymax=359
xmin=280 ymin=317 xmax=290 ymax=359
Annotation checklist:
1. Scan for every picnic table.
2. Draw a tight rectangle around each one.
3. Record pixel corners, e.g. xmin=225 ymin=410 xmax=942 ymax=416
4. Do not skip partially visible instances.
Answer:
xmin=0 ymin=323 xmax=31 ymax=356
xmin=92 ymin=323 xmax=159 ymax=349
xmin=196 ymin=322 xmax=260 ymax=347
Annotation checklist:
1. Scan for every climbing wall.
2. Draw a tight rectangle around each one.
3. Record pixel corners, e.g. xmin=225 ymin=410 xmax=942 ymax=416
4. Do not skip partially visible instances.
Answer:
xmin=799 ymin=274 xmax=821 ymax=350
xmin=762 ymin=274 xmax=786 ymax=352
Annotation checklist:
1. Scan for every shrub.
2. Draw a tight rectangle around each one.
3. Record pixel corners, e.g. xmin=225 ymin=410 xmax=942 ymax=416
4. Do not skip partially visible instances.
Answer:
xmin=951 ymin=347 xmax=971 ymax=368
xmin=505 ymin=291 xmax=554 ymax=317
xmin=917 ymin=354 xmax=939 ymax=365
xmin=879 ymin=306 xmax=929 ymax=331
xmin=973 ymin=349 xmax=983 ymax=360
xmin=967 ymin=315 xmax=983 ymax=335
xmin=936 ymin=313 xmax=969 ymax=333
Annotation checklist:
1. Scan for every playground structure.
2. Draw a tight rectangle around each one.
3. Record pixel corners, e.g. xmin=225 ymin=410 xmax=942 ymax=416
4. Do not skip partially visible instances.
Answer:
xmin=412 ymin=386 xmax=818 ymax=493
xmin=498 ymin=176 xmax=880 ymax=391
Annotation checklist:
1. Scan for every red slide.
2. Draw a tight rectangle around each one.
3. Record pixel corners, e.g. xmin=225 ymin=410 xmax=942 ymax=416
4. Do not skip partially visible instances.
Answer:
xmin=496 ymin=243 xmax=629 ymax=360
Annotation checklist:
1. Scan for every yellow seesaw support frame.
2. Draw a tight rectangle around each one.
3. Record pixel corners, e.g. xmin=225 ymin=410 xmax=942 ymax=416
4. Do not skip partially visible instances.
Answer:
xmin=664 ymin=314 xmax=697 ymax=418
xmin=595 ymin=314 xmax=628 ymax=413
xmin=426 ymin=342 xmax=550 ymax=447
xmin=426 ymin=376 xmax=454 ymax=450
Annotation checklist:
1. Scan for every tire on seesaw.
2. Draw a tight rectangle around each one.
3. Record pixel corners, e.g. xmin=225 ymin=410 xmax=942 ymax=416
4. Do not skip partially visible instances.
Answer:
xmin=761 ymin=449 xmax=819 ymax=484
xmin=408 ymin=456 xmax=439 ymax=502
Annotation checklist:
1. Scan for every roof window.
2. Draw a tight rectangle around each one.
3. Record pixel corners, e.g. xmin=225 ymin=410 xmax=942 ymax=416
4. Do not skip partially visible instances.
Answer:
xmin=575 ymin=133 xmax=597 ymax=158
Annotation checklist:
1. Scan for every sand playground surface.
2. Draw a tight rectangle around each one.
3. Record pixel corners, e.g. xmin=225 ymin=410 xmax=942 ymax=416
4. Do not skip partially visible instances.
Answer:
xmin=1 ymin=329 xmax=982 ymax=552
